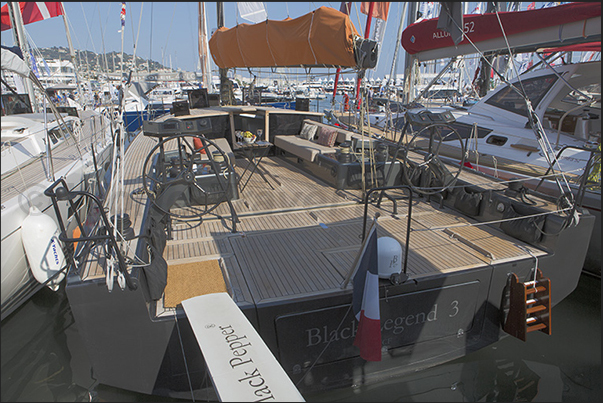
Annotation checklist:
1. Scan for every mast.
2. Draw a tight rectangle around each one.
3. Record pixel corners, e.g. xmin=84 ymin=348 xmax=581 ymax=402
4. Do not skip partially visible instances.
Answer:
xmin=120 ymin=2 xmax=125 ymax=82
xmin=59 ymin=3 xmax=83 ymax=103
xmin=476 ymin=2 xmax=508 ymax=96
xmin=217 ymin=2 xmax=233 ymax=105
xmin=387 ymin=2 xmax=408 ymax=90
xmin=131 ymin=2 xmax=144 ymax=82
xmin=199 ymin=2 xmax=212 ymax=91
xmin=402 ymin=1 xmax=418 ymax=103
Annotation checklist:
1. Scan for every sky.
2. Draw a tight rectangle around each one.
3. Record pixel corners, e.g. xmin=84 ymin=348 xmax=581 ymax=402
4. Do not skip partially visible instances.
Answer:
xmin=1 ymin=2 xmax=552 ymax=83
xmin=0 ymin=2 xmax=433 ymax=82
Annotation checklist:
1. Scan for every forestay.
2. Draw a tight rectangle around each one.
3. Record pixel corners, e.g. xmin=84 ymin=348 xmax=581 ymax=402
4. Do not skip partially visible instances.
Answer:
xmin=181 ymin=292 xmax=305 ymax=402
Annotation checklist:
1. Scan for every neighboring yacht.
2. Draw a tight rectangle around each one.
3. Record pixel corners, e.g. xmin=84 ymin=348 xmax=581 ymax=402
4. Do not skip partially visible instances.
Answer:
xmin=400 ymin=60 xmax=601 ymax=274
xmin=1 ymin=47 xmax=115 ymax=320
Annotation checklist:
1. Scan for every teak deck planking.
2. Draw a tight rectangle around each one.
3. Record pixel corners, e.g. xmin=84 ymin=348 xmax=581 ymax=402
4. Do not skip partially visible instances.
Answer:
xmin=79 ymin=130 xmax=547 ymax=309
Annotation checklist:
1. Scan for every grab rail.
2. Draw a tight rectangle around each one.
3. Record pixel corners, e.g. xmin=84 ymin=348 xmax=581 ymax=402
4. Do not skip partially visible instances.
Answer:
xmin=535 ymin=144 xmax=601 ymax=207
xmin=44 ymin=178 xmax=137 ymax=290
xmin=362 ymin=185 xmax=413 ymax=284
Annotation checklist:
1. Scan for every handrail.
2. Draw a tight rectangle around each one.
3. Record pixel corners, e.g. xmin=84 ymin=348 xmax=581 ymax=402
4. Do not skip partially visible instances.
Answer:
xmin=555 ymin=96 xmax=600 ymax=147
xmin=362 ymin=185 xmax=413 ymax=284
xmin=44 ymin=178 xmax=137 ymax=290
xmin=535 ymin=144 xmax=601 ymax=206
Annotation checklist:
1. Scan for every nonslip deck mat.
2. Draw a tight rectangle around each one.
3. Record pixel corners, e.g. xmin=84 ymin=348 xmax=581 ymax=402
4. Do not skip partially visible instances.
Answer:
xmin=164 ymin=260 xmax=227 ymax=308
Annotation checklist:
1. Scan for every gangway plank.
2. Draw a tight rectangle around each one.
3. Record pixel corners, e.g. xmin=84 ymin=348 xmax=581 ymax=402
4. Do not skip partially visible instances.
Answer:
xmin=182 ymin=292 xmax=305 ymax=402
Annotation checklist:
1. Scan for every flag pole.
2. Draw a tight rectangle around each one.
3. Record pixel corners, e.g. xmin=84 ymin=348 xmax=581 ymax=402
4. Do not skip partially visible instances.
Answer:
xmin=120 ymin=2 xmax=125 ymax=82
xmin=341 ymin=213 xmax=380 ymax=289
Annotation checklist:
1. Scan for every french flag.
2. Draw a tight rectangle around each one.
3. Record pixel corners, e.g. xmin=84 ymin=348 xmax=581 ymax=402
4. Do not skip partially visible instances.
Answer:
xmin=1 ymin=2 xmax=64 ymax=32
xmin=352 ymin=220 xmax=381 ymax=361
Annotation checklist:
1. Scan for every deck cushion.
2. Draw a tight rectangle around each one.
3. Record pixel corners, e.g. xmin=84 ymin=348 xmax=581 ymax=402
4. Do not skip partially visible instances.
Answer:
xmin=299 ymin=122 xmax=318 ymax=140
xmin=302 ymin=119 xmax=351 ymax=144
xmin=274 ymin=135 xmax=337 ymax=162
xmin=316 ymin=127 xmax=337 ymax=147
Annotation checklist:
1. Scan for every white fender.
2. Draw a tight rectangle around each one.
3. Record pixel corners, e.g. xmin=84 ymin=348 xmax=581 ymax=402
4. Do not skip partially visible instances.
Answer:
xmin=20 ymin=206 xmax=66 ymax=291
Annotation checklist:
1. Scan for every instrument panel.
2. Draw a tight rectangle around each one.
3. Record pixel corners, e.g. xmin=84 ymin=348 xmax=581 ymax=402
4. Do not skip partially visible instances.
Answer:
xmin=143 ymin=117 xmax=212 ymax=137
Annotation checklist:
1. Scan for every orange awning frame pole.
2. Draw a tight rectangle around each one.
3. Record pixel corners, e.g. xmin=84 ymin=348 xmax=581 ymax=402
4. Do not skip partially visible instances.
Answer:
xmin=356 ymin=2 xmax=374 ymax=109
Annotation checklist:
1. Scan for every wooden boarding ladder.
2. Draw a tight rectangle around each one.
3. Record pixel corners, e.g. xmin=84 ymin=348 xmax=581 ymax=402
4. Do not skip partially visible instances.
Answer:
xmin=503 ymin=268 xmax=551 ymax=341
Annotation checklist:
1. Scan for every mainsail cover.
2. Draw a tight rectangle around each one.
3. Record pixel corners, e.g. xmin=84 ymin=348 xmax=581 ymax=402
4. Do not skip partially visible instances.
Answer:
xmin=401 ymin=2 xmax=601 ymax=62
xmin=209 ymin=6 xmax=360 ymax=69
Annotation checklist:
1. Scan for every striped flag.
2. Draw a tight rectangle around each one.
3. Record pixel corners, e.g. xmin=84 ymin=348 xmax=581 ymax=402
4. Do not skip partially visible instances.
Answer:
xmin=352 ymin=220 xmax=381 ymax=361
xmin=1 ymin=2 xmax=64 ymax=31
xmin=120 ymin=2 xmax=126 ymax=27
xmin=361 ymin=2 xmax=390 ymax=21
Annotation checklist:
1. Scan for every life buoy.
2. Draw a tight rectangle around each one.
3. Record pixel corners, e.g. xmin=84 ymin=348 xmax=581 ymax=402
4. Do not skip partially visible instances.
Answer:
xmin=21 ymin=206 xmax=66 ymax=291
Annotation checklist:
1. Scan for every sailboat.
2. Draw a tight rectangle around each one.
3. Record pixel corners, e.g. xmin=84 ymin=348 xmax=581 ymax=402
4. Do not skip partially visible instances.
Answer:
xmin=42 ymin=4 xmax=595 ymax=400
xmin=1 ymin=2 xmax=115 ymax=320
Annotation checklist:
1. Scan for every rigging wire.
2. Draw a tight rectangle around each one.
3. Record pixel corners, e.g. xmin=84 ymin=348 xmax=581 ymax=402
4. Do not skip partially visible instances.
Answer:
xmin=491 ymin=9 xmax=574 ymax=198
xmin=131 ymin=2 xmax=145 ymax=71
xmin=79 ymin=2 xmax=98 ymax=54
xmin=437 ymin=4 xmax=577 ymax=207
xmin=162 ymin=3 xmax=178 ymax=68
xmin=149 ymin=2 xmax=153 ymax=67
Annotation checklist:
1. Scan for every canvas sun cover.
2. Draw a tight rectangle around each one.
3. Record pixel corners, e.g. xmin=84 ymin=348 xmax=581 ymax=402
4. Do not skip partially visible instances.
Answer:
xmin=401 ymin=2 xmax=601 ymax=62
xmin=209 ymin=6 xmax=360 ymax=69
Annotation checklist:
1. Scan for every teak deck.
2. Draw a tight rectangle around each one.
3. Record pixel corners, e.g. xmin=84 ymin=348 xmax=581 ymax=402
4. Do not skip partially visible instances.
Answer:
xmin=80 ymin=130 xmax=546 ymax=311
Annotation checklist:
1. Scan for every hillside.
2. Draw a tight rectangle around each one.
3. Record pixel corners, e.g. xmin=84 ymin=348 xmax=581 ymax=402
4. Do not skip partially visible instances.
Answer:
xmin=37 ymin=46 xmax=171 ymax=77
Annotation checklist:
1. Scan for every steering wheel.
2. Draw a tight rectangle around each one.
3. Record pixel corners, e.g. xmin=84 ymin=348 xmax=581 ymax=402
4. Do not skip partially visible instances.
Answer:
xmin=142 ymin=133 xmax=236 ymax=220
xmin=399 ymin=123 xmax=466 ymax=195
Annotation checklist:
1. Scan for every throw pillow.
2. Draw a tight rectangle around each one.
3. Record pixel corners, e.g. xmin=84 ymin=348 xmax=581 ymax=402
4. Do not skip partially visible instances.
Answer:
xmin=316 ymin=127 xmax=337 ymax=147
xmin=299 ymin=123 xmax=318 ymax=141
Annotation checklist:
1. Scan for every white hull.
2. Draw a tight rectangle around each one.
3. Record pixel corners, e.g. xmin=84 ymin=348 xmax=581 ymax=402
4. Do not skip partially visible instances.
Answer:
xmin=405 ymin=61 xmax=601 ymax=273
xmin=1 ymin=111 xmax=114 ymax=319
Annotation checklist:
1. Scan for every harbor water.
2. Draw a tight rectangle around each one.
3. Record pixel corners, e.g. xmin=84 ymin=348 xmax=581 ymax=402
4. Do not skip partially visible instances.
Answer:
xmin=1 ymin=272 xmax=599 ymax=402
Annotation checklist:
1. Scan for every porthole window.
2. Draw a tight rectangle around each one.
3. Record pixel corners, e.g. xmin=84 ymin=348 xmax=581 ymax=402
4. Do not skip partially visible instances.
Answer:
xmin=486 ymin=135 xmax=508 ymax=146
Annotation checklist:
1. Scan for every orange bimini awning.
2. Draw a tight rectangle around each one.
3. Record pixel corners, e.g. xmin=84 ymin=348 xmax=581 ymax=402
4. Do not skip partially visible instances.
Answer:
xmin=209 ymin=6 xmax=360 ymax=69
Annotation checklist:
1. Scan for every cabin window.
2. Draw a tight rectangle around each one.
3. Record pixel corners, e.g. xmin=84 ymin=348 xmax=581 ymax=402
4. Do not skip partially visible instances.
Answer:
xmin=47 ymin=122 xmax=73 ymax=144
xmin=443 ymin=122 xmax=493 ymax=139
xmin=486 ymin=135 xmax=508 ymax=146
xmin=48 ymin=127 xmax=62 ymax=144
xmin=561 ymin=83 xmax=601 ymax=106
xmin=485 ymin=74 xmax=558 ymax=117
